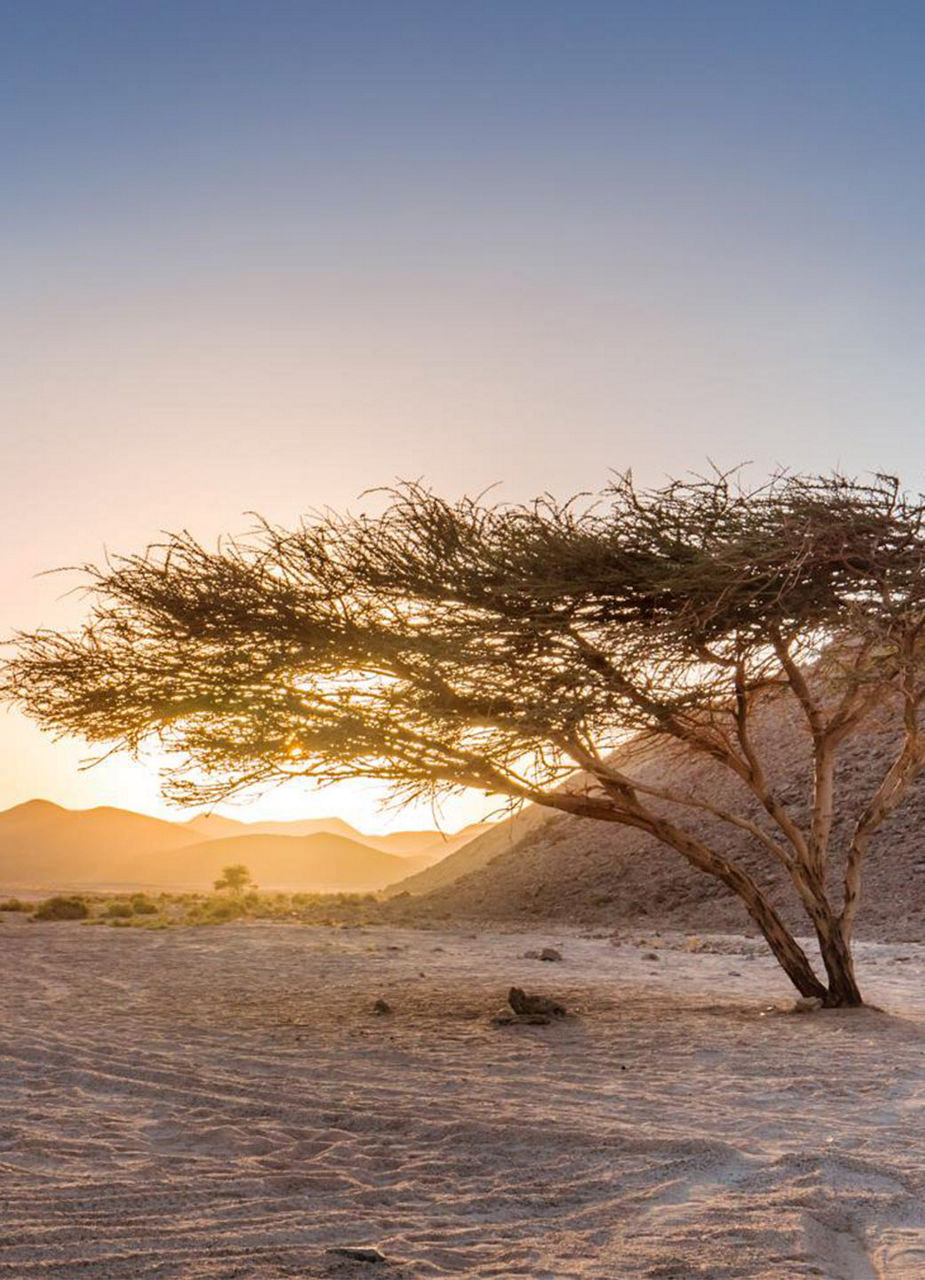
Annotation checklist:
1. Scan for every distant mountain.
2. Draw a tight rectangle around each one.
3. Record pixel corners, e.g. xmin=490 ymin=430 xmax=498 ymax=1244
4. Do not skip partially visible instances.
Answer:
xmin=0 ymin=799 xmax=489 ymax=891
xmin=185 ymin=813 xmax=361 ymax=843
xmin=0 ymin=800 xmax=200 ymax=888
xmin=126 ymin=832 xmax=436 ymax=893
xmin=359 ymin=823 xmax=492 ymax=857
xmin=186 ymin=813 xmax=492 ymax=858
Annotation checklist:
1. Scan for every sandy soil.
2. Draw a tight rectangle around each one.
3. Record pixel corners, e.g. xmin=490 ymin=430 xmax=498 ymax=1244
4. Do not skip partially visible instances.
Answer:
xmin=0 ymin=920 xmax=922 ymax=1279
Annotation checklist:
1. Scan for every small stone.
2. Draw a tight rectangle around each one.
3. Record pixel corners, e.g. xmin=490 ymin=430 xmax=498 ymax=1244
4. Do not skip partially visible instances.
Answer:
xmin=508 ymin=986 xmax=566 ymax=1018
xmin=539 ymin=948 xmax=563 ymax=962
xmin=493 ymin=1007 xmax=550 ymax=1026
xmin=793 ymin=997 xmax=824 ymax=1013
xmin=326 ymin=1246 xmax=386 ymax=1264
xmin=371 ymin=998 xmax=391 ymax=1015
xmin=643 ymin=952 xmax=659 ymax=962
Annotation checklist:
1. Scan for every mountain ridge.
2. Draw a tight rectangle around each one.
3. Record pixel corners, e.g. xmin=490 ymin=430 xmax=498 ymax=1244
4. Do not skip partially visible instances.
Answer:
xmin=0 ymin=799 xmax=489 ymax=892
xmin=124 ymin=831 xmax=437 ymax=893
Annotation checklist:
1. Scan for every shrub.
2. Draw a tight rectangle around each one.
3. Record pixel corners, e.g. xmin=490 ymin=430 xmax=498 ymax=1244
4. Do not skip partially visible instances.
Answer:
xmin=104 ymin=901 xmax=134 ymax=919
xmin=130 ymin=894 xmax=158 ymax=915
xmin=0 ymin=897 xmax=29 ymax=912
xmin=33 ymin=895 xmax=90 ymax=921
xmin=193 ymin=896 xmax=246 ymax=924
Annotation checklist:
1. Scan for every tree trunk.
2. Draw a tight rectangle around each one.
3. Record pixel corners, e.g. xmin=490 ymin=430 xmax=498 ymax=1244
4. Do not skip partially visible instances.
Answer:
xmin=554 ymin=796 xmax=833 ymax=1004
xmin=643 ymin=814 xmax=830 ymax=1001
xmin=726 ymin=869 xmax=828 ymax=1001
xmin=814 ymin=910 xmax=863 ymax=1007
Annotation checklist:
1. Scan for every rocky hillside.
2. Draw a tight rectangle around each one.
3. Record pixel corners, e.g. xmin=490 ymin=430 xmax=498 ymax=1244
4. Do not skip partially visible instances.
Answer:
xmin=390 ymin=696 xmax=925 ymax=943
xmin=384 ymin=804 xmax=550 ymax=898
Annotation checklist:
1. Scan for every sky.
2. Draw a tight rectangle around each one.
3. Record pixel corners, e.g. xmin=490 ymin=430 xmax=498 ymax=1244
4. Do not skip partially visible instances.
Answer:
xmin=2 ymin=0 xmax=925 ymax=829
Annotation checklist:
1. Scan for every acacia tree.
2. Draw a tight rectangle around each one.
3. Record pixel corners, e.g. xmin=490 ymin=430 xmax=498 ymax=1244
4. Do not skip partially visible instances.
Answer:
xmin=5 ymin=472 xmax=925 ymax=1007
xmin=214 ymin=864 xmax=254 ymax=894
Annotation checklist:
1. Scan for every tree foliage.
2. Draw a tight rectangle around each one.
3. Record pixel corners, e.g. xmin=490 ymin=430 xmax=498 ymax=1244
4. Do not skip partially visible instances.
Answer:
xmin=214 ymin=864 xmax=254 ymax=894
xmin=6 ymin=470 xmax=925 ymax=1005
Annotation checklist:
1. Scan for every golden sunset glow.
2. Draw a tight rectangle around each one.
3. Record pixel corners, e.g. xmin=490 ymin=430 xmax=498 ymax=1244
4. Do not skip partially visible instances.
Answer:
xmin=6 ymin=8 xmax=925 ymax=833
xmin=4 ymin=7 xmax=925 ymax=1279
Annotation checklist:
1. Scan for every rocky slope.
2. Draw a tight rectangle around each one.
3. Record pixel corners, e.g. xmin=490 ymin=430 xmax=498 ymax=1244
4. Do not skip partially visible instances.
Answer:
xmin=390 ymin=696 xmax=925 ymax=943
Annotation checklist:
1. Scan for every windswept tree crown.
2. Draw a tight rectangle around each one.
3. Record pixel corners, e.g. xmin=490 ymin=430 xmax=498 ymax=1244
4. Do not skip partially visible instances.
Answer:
xmin=5 ymin=471 xmax=923 ymax=806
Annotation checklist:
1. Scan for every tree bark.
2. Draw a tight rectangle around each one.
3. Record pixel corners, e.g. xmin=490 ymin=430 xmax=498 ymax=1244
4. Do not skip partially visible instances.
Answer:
xmin=545 ymin=788 xmax=843 ymax=1006
xmin=713 ymin=858 xmax=829 ymax=1001
xmin=812 ymin=908 xmax=863 ymax=1007
xmin=633 ymin=809 xmax=830 ymax=1001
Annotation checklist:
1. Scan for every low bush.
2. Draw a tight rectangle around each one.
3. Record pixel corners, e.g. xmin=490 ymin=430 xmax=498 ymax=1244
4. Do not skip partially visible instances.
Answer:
xmin=33 ymin=895 xmax=90 ymax=921
xmin=130 ymin=895 xmax=158 ymax=915
xmin=0 ymin=898 xmax=29 ymax=912
xmin=104 ymin=901 xmax=134 ymax=919
xmin=192 ymin=896 xmax=246 ymax=924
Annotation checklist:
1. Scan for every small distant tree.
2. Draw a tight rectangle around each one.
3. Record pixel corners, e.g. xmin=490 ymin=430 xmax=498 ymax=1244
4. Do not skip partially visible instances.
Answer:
xmin=213 ymin=864 xmax=253 ymax=894
xmin=5 ymin=471 xmax=925 ymax=1007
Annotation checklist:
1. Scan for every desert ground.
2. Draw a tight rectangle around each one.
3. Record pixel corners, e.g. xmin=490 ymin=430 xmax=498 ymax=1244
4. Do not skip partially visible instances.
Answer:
xmin=1 ymin=919 xmax=922 ymax=1279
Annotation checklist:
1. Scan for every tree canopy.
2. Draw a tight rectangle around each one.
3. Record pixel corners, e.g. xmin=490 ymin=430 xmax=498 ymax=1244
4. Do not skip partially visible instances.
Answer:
xmin=6 ymin=470 xmax=925 ymax=1006
xmin=214 ymin=864 xmax=254 ymax=894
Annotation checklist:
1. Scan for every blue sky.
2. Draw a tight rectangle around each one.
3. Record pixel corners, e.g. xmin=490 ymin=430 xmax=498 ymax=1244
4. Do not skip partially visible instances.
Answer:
xmin=2 ymin=0 xmax=925 ymax=824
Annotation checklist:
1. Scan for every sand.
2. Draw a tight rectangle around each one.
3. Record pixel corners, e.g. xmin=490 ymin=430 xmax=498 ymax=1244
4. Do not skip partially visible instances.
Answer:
xmin=0 ymin=919 xmax=922 ymax=1279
